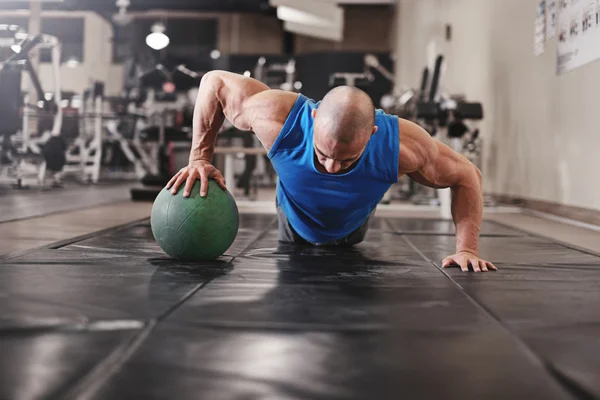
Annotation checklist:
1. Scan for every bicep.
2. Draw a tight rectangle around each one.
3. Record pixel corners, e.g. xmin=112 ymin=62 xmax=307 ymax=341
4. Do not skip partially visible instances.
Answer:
xmin=398 ymin=118 xmax=477 ymax=189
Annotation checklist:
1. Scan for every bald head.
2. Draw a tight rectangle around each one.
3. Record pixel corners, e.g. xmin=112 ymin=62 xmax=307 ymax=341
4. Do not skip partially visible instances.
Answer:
xmin=311 ymin=86 xmax=378 ymax=175
xmin=314 ymin=86 xmax=376 ymax=146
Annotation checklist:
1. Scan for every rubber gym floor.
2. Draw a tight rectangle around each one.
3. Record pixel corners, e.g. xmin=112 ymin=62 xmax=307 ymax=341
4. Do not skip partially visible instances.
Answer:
xmin=1 ymin=184 xmax=600 ymax=400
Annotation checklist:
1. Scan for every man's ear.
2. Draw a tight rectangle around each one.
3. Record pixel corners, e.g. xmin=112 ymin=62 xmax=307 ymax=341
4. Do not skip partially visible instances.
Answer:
xmin=312 ymin=109 xmax=317 ymax=119
xmin=372 ymin=125 xmax=379 ymax=135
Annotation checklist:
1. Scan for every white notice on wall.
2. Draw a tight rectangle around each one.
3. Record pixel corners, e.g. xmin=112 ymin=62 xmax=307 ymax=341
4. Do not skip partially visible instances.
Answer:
xmin=557 ymin=0 xmax=600 ymax=74
xmin=547 ymin=0 xmax=557 ymax=38
xmin=535 ymin=0 xmax=546 ymax=55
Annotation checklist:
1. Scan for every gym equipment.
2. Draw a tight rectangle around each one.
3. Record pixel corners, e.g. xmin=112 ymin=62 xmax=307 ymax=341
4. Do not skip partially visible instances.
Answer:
xmin=151 ymin=179 xmax=239 ymax=261
xmin=253 ymin=57 xmax=299 ymax=91
xmin=329 ymin=71 xmax=373 ymax=87
xmin=135 ymin=57 xmax=305 ymax=202
xmin=41 ymin=136 xmax=67 ymax=172
xmin=0 ymin=26 xmax=63 ymax=188
xmin=129 ymin=102 xmax=192 ymax=201
xmin=139 ymin=63 xmax=203 ymax=93
xmin=57 ymin=92 xmax=104 ymax=184
xmin=214 ymin=145 xmax=267 ymax=199
xmin=404 ymin=54 xmax=492 ymax=208
xmin=329 ymin=53 xmax=402 ymax=89
xmin=364 ymin=54 xmax=396 ymax=83
xmin=128 ymin=63 xmax=207 ymax=201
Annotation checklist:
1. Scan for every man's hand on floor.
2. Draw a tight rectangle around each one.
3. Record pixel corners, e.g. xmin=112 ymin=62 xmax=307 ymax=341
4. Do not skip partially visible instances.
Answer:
xmin=442 ymin=251 xmax=497 ymax=272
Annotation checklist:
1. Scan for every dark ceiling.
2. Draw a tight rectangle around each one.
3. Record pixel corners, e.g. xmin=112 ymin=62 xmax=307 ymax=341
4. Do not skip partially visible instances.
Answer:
xmin=0 ymin=0 xmax=273 ymax=13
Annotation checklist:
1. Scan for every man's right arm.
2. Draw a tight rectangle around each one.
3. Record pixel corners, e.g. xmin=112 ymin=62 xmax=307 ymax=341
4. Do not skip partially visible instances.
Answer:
xmin=166 ymin=70 xmax=297 ymax=197
xmin=189 ymin=70 xmax=267 ymax=163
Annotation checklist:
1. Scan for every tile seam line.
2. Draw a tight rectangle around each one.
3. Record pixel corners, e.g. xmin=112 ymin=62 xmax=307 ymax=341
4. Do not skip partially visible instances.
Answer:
xmin=59 ymin=217 xmax=277 ymax=400
xmin=394 ymin=220 xmax=589 ymax=400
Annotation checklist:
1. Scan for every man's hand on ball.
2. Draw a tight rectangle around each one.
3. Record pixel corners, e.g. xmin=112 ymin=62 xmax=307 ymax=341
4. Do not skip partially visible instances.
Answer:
xmin=165 ymin=160 xmax=227 ymax=198
xmin=442 ymin=251 xmax=497 ymax=272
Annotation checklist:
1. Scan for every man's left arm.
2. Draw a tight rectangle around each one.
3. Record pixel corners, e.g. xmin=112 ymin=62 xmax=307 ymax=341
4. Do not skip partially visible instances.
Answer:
xmin=397 ymin=118 xmax=497 ymax=272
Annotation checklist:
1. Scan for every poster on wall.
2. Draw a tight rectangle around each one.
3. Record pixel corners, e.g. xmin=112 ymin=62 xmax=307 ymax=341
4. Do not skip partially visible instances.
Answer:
xmin=557 ymin=0 xmax=600 ymax=74
xmin=546 ymin=0 xmax=557 ymax=38
xmin=535 ymin=0 xmax=546 ymax=55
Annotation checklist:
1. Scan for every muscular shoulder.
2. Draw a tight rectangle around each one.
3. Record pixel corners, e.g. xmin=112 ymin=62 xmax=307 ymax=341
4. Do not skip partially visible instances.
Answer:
xmin=205 ymin=71 xmax=299 ymax=150
xmin=398 ymin=118 xmax=438 ymax=174
xmin=242 ymin=90 xmax=299 ymax=151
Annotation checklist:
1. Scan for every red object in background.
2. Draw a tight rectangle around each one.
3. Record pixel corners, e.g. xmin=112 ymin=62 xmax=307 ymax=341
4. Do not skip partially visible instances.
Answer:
xmin=163 ymin=82 xmax=176 ymax=94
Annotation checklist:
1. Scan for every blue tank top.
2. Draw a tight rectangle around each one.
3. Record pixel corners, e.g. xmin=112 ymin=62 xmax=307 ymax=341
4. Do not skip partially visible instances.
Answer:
xmin=267 ymin=94 xmax=399 ymax=244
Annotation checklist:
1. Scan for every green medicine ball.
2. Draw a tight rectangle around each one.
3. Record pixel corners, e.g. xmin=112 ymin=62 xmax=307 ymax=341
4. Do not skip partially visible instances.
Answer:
xmin=151 ymin=180 xmax=239 ymax=261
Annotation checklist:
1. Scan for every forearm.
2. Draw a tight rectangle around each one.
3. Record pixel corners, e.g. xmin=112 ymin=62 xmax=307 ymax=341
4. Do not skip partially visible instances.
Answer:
xmin=451 ymin=166 xmax=483 ymax=255
xmin=189 ymin=72 xmax=226 ymax=163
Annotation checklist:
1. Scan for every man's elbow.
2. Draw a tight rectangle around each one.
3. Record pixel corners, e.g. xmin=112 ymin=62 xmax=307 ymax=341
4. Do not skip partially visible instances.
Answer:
xmin=200 ymin=70 xmax=222 ymax=87
xmin=464 ymin=162 xmax=482 ymax=191
xmin=451 ymin=160 xmax=482 ymax=191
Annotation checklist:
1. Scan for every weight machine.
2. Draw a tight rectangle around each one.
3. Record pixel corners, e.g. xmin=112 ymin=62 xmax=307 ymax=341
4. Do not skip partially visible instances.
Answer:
xmin=58 ymin=92 xmax=104 ymax=184
xmin=408 ymin=55 xmax=493 ymax=209
xmin=253 ymin=57 xmax=299 ymax=92
xmin=0 ymin=24 xmax=63 ymax=188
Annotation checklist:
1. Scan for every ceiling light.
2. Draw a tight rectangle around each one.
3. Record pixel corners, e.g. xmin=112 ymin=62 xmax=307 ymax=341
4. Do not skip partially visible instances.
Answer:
xmin=65 ymin=57 xmax=80 ymax=68
xmin=146 ymin=23 xmax=170 ymax=51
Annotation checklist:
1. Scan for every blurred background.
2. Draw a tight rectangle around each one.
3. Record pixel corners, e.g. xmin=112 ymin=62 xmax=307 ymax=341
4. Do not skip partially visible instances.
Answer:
xmin=0 ymin=0 xmax=598 ymax=226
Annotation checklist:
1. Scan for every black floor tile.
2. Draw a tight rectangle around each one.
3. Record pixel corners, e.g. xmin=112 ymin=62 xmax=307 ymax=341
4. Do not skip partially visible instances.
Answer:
xmin=164 ymin=236 xmax=455 ymax=332
xmin=3 ymin=215 xmax=599 ymax=399
xmin=0 ymin=330 xmax=138 ymax=400
xmin=165 ymin=277 xmax=484 ymax=332
xmin=89 ymin=234 xmax=572 ymax=399
xmin=444 ymin=266 xmax=600 ymax=397
xmin=243 ymin=229 xmax=437 ymax=262
xmin=521 ymin=326 xmax=600 ymax=397
xmin=403 ymin=229 xmax=600 ymax=398
xmin=460 ymin=287 xmax=600 ymax=330
xmin=92 ymin=325 xmax=571 ymax=400
xmin=406 ymin=234 xmax=600 ymax=266
xmin=363 ymin=216 xmax=389 ymax=230
xmin=0 ymin=249 xmax=230 ymax=328
xmin=63 ymin=219 xmax=275 ymax=258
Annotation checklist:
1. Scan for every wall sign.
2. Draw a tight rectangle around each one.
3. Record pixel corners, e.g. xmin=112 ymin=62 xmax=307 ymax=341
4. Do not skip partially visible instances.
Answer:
xmin=557 ymin=0 xmax=600 ymax=74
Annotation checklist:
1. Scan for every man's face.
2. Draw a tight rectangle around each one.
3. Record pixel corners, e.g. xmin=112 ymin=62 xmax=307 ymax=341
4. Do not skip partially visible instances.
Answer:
xmin=313 ymin=132 xmax=366 ymax=175
xmin=311 ymin=108 xmax=377 ymax=175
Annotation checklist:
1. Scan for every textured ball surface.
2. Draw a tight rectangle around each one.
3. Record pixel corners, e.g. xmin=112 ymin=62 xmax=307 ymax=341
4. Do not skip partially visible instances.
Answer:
xmin=151 ymin=180 xmax=239 ymax=261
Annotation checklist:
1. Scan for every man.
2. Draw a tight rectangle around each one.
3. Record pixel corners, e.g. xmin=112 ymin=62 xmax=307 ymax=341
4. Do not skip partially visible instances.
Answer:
xmin=166 ymin=71 xmax=496 ymax=273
